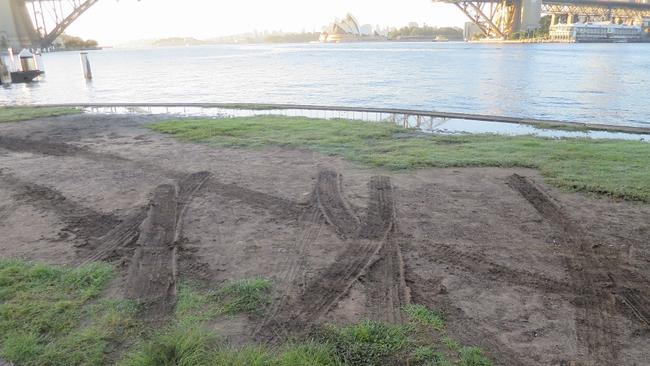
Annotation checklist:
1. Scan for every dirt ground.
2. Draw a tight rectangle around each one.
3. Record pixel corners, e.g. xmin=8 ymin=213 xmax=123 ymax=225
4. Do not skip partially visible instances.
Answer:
xmin=0 ymin=114 xmax=649 ymax=366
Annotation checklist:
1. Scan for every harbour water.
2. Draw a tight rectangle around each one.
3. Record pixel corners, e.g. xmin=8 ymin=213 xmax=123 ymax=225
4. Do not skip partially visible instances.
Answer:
xmin=1 ymin=42 xmax=649 ymax=128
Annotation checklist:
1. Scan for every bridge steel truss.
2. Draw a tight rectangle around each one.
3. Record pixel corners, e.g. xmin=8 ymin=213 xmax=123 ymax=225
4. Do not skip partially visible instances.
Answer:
xmin=542 ymin=1 xmax=650 ymax=23
xmin=453 ymin=1 xmax=509 ymax=38
xmin=443 ymin=0 xmax=650 ymax=38
xmin=23 ymin=0 xmax=99 ymax=48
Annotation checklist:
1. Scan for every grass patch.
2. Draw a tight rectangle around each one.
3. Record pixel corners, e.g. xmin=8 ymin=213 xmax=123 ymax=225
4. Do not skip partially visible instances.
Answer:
xmin=121 ymin=335 xmax=342 ymax=366
xmin=216 ymin=278 xmax=272 ymax=315
xmin=0 ymin=259 xmax=138 ymax=366
xmin=458 ymin=346 xmax=492 ymax=366
xmin=2 ymin=264 xmax=485 ymax=366
xmin=175 ymin=279 xmax=272 ymax=323
xmin=403 ymin=304 xmax=445 ymax=331
xmin=121 ymin=280 xmax=273 ymax=365
xmin=0 ymin=106 xmax=81 ymax=123
xmin=118 ymin=323 xmax=216 ymax=366
xmin=149 ymin=115 xmax=650 ymax=202
xmin=531 ymin=122 xmax=591 ymax=132
xmin=318 ymin=320 xmax=412 ymax=366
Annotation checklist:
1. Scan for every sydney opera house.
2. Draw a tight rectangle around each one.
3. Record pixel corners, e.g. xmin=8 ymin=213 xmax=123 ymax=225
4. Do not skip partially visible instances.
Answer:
xmin=319 ymin=14 xmax=387 ymax=42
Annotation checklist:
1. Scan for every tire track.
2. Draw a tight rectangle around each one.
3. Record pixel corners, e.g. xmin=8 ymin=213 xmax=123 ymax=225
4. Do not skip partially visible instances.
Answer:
xmin=0 ymin=135 xmax=128 ymax=162
xmin=422 ymin=240 xmax=574 ymax=294
xmin=315 ymin=169 xmax=360 ymax=238
xmin=201 ymin=179 xmax=304 ymax=220
xmin=363 ymin=176 xmax=410 ymax=323
xmin=125 ymin=184 xmax=177 ymax=321
xmin=253 ymin=201 xmax=325 ymax=339
xmin=78 ymin=208 xmax=147 ymax=265
xmin=124 ymin=172 xmax=210 ymax=321
xmin=407 ymin=271 xmax=534 ymax=366
xmin=365 ymin=235 xmax=410 ymax=324
xmin=0 ymin=171 xmax=119 ymax=242
xmin=610 ymin=275 xmax=650 ymax=328
xmin=507 ymin=174 xmax=629 ymax=365
xmin=257 ymin=170 xmax=396 ymax=342
xmin=359 ymin=176 xmax=394 ymax=240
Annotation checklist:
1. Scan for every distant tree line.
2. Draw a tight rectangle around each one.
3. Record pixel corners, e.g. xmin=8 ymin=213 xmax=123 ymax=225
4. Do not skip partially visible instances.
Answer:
xmin=152 ymin=37 xmax=213 ymax=47
xmin=55 ymin=34 xmax=99 ymax=50
xmin=389 ymin=25 xmax=463 ymax=40
xmin=263 ymin=32 xmax=320 ymax=43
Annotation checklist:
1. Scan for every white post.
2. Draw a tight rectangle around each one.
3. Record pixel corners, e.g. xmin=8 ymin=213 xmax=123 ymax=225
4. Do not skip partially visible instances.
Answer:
xmin=7 ymin=48 xmax=15 ymax=71
xmin=0 ymin=56 xmax=11 ymax=85
xmin=80 ymin=52 xmax=93 ymax=80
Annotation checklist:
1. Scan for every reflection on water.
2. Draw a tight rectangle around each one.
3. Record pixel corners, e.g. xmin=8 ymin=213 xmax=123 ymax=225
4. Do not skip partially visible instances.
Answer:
xmin=2 ymin=42 xmax=649 ymax=128
xmin=86 ymin=106 xmax=650 ymax=141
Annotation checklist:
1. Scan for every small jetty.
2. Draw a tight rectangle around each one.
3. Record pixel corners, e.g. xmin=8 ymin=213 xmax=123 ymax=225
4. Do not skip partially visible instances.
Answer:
xmin=0 ymin=48 xmax=44 ymax=85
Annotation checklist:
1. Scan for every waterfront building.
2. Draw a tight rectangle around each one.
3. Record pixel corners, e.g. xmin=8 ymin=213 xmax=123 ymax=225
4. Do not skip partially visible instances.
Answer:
xmin=549 ymin=22 xmax=643 ymax=42
xmin=464 ymin=22 xmax=482 ymax=41
xmin=320 ymin=14 xmax=387 ymax=42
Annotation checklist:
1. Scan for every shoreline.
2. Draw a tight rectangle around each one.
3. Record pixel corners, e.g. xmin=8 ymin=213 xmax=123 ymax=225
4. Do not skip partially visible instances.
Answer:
xmin=26 ymin=102 xmax=650 ymax=135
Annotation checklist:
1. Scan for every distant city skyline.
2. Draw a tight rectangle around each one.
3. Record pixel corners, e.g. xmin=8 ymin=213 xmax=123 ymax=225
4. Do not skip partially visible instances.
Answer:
xmin=63 ymin=0 xmax=467 ymax=45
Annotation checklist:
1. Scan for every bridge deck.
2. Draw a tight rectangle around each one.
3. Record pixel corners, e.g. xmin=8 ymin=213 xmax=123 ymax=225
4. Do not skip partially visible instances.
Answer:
xmin=440 ymin=0 xmax=650 ymax=9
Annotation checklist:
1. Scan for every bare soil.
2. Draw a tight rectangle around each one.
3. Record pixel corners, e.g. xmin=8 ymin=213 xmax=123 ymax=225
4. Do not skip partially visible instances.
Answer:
xmin=0 ymin=114 xmax=649 ymax=365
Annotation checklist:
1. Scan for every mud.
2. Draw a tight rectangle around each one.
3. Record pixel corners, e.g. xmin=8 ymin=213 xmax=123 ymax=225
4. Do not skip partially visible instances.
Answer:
xmin=0 ymin=171 xmax=119 ymax=243
xmin=508 ymin=174 xmax=650 ymax=365
xmin=123 ymin=172 xmax=210 ymax=319
xmin=1 ymin=114 xmax=649 ymax=365
xmin=256 ymin=171 xmax=397 ymax=341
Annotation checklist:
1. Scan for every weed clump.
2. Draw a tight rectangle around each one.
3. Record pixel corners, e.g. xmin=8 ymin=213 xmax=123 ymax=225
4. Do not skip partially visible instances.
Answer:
xmin=317 ymin=320 xmax=412 ymax=366
xmin=215 ymin=278 xmax=272 ymax=315
xmin=403 ymin=304 xmax=445 ymax=331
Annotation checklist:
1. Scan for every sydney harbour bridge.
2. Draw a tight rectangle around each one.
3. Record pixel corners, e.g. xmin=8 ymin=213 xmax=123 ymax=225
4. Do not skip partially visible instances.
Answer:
xmin=1 ymin=0 xmax=650 ymax=49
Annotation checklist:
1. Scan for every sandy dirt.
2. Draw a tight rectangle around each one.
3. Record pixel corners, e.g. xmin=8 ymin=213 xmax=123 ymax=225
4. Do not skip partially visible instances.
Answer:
xmin=0 ymin=114 xmax=649 ymax=365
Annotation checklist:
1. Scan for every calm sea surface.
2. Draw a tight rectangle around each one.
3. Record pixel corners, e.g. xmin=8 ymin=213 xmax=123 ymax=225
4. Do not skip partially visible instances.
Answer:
xmin=1 ymin=42 xmax=649 ymax=127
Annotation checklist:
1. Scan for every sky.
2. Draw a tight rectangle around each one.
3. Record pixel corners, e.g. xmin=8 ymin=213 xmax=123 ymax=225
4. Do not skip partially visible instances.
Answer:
xmin=63 ymin=0 xmax=468 ymax=45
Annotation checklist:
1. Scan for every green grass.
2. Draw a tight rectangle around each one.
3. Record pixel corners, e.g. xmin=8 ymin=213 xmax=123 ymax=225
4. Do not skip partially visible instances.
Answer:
xmin=318 ymin=320 xmax=413 ymax=366
xmin=458 ymin=347 xmax=492 ymax=366
xmin=215 ymin=278 xmax=272 ymax=315
xmin=175 ymin=279 xmax=272 ymax=323
xmin=403 ymin=304 xmax=446 ymax=331
xmin=118 ymin=324 xmax=216 ymax=366
xmin=121 ymin=280 xmax=274 ymax=366
xmin=149 ymin=115 xmax=650 ymax=202
xmin=0 ymin=259 xmax=138 ymax=366
xmin=531 ymin=122 xmax=591 ymax=132
xmin=0 ymin=106 xmax=81 ymax=123
xmin=1 ymin=260 xmax=490 ymax=365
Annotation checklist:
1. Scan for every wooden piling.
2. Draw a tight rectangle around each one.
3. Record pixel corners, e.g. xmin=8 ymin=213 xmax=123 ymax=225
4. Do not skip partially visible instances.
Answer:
xmin=80 ymin=52 xmax=92 ymax=80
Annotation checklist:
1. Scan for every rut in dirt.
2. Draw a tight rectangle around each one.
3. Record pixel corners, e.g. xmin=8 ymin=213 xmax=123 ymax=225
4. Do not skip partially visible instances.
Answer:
xmin=507 ymin=174 xmax=650 ymax=365
xmin=0 ymin=171 xmax=120 ymax=241
xmin=315 ymin=169 xmax=361 ymax=238
xmin=256 ymin=170 xmax=407 ymax=342
xmin=406 ymin=270 xmax=534 ymax=366
xmin=0 ymin=136 xmax=128 ymax=162
xmin=363 ymin=176 xmax=410 ymax=324
xmin=121 ymin=171 xmax=210 ymax=320
xmin=415 ymin=239 xmax=574 ymax=295
xmin=201 ymin=179 xmax=305 ymax=220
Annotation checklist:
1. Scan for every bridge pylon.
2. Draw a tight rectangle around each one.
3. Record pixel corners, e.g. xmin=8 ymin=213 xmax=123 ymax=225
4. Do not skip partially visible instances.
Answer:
xmin=1 ymin=0 xmax=100 ymax=51
xmin=0 ymin=0 xmax=39 ymax=50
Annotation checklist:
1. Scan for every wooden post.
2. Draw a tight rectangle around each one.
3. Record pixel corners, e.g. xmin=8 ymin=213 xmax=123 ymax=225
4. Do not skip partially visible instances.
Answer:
xmin=80 ymin=52 xmax=93 ymax=80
